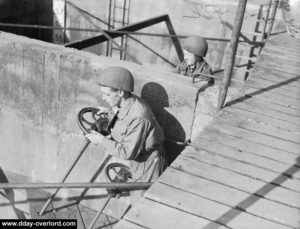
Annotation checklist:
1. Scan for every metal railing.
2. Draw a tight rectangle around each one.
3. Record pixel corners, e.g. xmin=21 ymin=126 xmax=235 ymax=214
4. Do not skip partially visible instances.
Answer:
xmin=217 ymin=0 xmax=278 ymax=110
xmin=0 ymin=182 xmax=152 ymax=190
xmin=0 ymin=149 xmax=151 ymax=229
xmin=65 ymin=14 xmax=184 ymax=64
xmin=0 ymin=0 xmax=280 ymax=110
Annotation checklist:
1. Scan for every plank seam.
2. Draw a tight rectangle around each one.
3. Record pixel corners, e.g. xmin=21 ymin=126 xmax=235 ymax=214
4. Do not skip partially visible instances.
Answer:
xmin=205 ymin=126 xmax=300 ymax=167
xmin=255 ymin=62 xmax=300 ymax=76
xmin=187 ymin=143 xmax=300 ymax=181
xmin=143 ymin=194 xmax=232 ymax=229
xmin=210 ymin=121 xmax=300 ymax=156
xmin=170 ymin=161 xmax=300 ymax=215
xmin=244 ymin=80 xmax=300 ymax=94
xmin=226 ymin=105 xmax=300 ymax=129
xmin=121 ymin=219 xmax=149 ymax=229
xmin=196 ymin=132 xmax=300 ymax=167
xmin=226 ymin=96 xmax=300 ymax=118
xmin=228 ymin=102 xmax=300 ymax=122
xmin=179 ymin=151 xmax=300 ymax=195
xmin=218 ymin=110 xmax=300 ymax=143
xmin=158 ymin=172 xmax=296 ymax=228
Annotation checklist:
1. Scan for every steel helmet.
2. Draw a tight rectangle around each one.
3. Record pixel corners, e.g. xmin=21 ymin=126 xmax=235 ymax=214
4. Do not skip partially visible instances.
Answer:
xmin=97 ymin=66 xmax=134 ymax=92
xmin=183 ymin=36 xmax=208 ymax=57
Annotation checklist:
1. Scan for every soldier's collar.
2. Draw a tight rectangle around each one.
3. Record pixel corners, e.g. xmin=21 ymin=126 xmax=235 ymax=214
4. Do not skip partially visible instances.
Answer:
xmin=117 ymin=96 xmax=135 ymax=120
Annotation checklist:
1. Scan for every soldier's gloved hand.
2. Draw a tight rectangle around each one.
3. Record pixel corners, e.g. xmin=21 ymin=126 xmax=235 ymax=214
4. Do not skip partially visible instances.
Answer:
xmin=85 ymin=130 xmax=104 ymax=144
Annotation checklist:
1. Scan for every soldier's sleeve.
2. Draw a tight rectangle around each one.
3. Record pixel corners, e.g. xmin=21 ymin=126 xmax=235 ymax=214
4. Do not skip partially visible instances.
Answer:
xmin=101 ymin=117 xmax=148 ymax=160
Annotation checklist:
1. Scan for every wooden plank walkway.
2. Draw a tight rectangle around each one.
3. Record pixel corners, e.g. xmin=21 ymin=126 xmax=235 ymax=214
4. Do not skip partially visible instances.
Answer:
xmin=114 ymin=33 xmax=300 ymax=228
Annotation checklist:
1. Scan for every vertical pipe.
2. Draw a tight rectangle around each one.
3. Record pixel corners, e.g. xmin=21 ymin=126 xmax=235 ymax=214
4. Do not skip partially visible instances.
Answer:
xmin=123 ymin=0 xmax=130 ymax=60
xmin=267 ymin=0 xmax=280 ymax=38
xmin=261 ymin=0 xmax=272 ymax=42
xmin=244 ymin=4 xmax=263 ymax=80
xmin=106 ymin=0 xmax=113 ymax=56
xmin=258 ymin=0 xmax=273 ymax=54
xmin=121 ymin=0 xmax=127 ymax=60
xmin=217 ymin=0 xmax=248 ymax=111
xmin=63 ymin=0 xmax=66 ymax=43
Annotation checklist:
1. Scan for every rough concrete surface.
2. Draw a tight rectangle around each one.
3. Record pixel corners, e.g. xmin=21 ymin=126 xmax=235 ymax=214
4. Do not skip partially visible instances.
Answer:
xmin=0 ymin=31 xmax=215 ymax=218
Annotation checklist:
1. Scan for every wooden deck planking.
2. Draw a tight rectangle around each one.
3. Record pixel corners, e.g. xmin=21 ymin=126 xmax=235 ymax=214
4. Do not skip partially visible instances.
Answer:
xmin=245 ymin=71 xmax=300 ymax=89
xmin=258 ymin=51 xmax=300 ymax=65
xmin=226 ymin=100 xmax=300 ymax=125
xmin=249 ymin=68 xmax=300 ymax=86
xmin=245 ymin=72 xmax=300 ymax=91
xmin=115 ymin=32 xmax=300 ymax=229
xmin=113 ymin=220 xmax=145 ymax=229
xmin=245 ymin=78 xmax=300 ymax=95
xmin=228 ymin=93 xmax=300 ymax=113
xmin=210 ymin=121 xmax=300 ymax=155
xmin=182 ymin=145 xmax=300 ymax=192
xmin=260 ymin=45 xmax=300 ymax=57
xmin=241 ymin=87 xmax=300 ymax=108
xmin=158 ymin=168 xmax=300 ymax=229
xmin=173 ymin=154 xmax=300 ymax=207
xmin=262 ymin=46 xmax=300 ymax=59
xmin=222 ymin=106 xmax=300 ymax=132
xmin=244 ymin=82 xmax=300 ymax=100
xmin=255 ymin=56 xmax=300 ymax=75
xmin=197 ymin=126 xmax=300 ymax=166
xmin=145 ymin=182 xmax=292 ymax=229
xmin=216 ymin=111 xmax=300 ymax=145
xmin=228 ymin=96 xmax=300 ymax=118
xmin=124 ymin=197 xmax=227 ymax=229
xmin=188 ymin=137 xmax=300 ymax=179
xmin=255 ymin=37 xmax=300 ymax=75
xmin=235 ymin=89 xmax=300 ymax=110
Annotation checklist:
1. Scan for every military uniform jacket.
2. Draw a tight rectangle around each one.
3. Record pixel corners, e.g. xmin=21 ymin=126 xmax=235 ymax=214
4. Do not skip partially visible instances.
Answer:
xmin=101 ymin=95 xmax=167 ymax=182
xmin=176 ymin=59 xmax=214 ymax=83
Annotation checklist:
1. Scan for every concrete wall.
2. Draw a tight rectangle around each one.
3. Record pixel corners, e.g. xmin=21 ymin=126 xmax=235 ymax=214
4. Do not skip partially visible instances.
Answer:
xmin=62 ymin=0 xmax=274 ymax=80
xmin=0 ymin=31 xmax=205 ymax=218
xmin=0 ymin=0 xmax=283 ymax=81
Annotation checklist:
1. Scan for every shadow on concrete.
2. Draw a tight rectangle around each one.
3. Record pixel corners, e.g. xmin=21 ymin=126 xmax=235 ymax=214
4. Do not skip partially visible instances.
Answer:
xmin=141 ymin=82 xmax=186 ymax=165
xmin=0 ymin=167 xmax=26 ymax=219
xmin=225 ymin=74 xmax=300 ymax=107
xmin=202 ymin=156 xmax=300 ymax=229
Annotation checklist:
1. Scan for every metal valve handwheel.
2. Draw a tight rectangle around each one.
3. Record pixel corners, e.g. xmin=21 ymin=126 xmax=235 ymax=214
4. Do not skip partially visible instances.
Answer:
xmin=77 ymin=107 xmax=110 ymax=136
xmin=104 ymin=162 xmax=132 ymax=198
xmin=105 ymin=162 xmax=132 ymax=183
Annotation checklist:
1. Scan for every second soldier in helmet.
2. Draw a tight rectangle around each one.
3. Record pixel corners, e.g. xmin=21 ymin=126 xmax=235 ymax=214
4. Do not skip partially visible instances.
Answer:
xmin=175 ymin=36 xmax=214 ymax=85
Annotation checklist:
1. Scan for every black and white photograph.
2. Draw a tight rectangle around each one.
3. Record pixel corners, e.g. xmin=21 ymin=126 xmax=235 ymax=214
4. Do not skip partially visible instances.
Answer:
xmin=0 ymin=0 xmax=299 ymax=228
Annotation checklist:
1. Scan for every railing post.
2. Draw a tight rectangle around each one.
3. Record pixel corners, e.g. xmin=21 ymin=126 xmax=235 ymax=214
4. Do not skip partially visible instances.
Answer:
xmin=258 ymin=0 xmax=272 ymax=54
xmin=164 ymin=15 xmax=184 ymax=62
xmin=261 ymin=0 xmax=272 ymax=42
xmin=38 ymin=141 xmax=91 ymax=216
xmin=217 ymin=0 xmax=248 ymax=111
xmin=267 ymin=0 xmax=280 ymax=38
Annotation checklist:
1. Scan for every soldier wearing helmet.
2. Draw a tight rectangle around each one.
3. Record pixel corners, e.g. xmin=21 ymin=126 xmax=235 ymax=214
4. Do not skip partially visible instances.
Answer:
xmin=85 ymin=66 xmax=167 ymax=205
xmin=175 ymin=36 xmax=214 ymax=85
